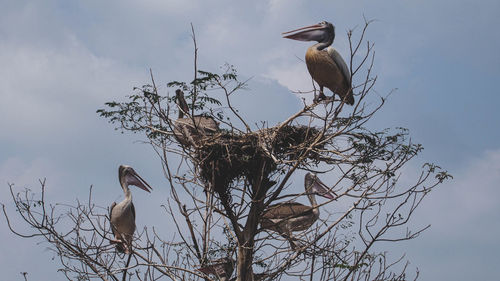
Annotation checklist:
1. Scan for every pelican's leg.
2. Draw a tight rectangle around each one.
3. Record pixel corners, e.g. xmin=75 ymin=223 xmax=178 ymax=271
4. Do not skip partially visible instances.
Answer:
xmin=123 ymin=243 xmax=131 ymax=254
xmin=111 ymin=239 xmax=127 ymax=253
xmin=287 ymin=237 xmax=298 ymax=250
xmin=123 ymin=234 xmax=133 ymax=254
xmin=314 ymin=86 xmax=327 ymax=103
xmin=111 ymin=234 xmax=132 ymax=254
xmin=112 ymin=240 xmax=131 ymax=254
xmin=318 ymin=86 xmax=328 ymax=101
xmin=279 ymin=229 xmax=300 ymax=250
xmin=284 ymin=234 xmax=307 ymax=250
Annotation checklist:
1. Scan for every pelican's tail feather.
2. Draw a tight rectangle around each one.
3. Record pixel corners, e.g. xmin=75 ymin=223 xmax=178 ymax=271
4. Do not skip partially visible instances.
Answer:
xmin=344 ymin=90 xmax=354 ymax=105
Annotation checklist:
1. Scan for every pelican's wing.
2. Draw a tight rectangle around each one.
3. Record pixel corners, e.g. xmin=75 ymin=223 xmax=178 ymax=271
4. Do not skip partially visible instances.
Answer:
xmin=262 ymin=202 xmax=313 ymax=220
xmin=109 ymin=202 xmax=117 ymax=237
xmin=130 ymin=202 xmax=136 ymax=220
xmin=176 ymin=89 xmax=190 ymax=115
xmin=327 ymin=47 xmax=351 ymax=85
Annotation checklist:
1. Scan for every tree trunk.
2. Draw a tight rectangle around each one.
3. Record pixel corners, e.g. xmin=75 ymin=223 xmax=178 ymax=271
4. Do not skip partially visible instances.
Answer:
xmin=236 ymin=181 xmax=267 ymax=280
xmin=237 ymin=239 xmax=254 ymax=281
xmin=236 ymin=160 xmax=273 ymax=281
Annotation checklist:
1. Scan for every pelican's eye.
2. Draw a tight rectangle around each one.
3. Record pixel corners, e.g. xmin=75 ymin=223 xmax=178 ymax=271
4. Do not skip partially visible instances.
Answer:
xmin=320 ymin=21 xmax=326 ymax=25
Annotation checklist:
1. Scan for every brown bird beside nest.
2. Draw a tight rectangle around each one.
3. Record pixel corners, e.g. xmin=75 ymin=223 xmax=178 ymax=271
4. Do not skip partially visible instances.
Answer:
xmin=173 ymin=89 xmax=219 ymax=147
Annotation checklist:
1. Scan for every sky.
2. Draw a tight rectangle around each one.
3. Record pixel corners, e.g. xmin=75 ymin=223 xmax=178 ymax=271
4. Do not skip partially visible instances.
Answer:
xmin=1 ymin=0 xmax=499 ymax=280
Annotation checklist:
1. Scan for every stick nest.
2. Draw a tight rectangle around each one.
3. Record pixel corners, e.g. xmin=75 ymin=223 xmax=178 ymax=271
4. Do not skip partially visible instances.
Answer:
xmin=193 ymin=125 xmax=323 ymax=196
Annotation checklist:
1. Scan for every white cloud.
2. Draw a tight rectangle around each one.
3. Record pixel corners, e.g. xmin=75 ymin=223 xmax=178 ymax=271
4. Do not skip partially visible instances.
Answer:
xmin=0 ymin=35 xmax=144 ymax=144
xmin=424 ymin=149 xmax=500 ymax=227
xmin=398 ymin=148 xmax=500 ymax=281
xmin=387 ymin=148 xmax=500 ymax=239
xmin=267 ymin=61 xmax=311 ymax=92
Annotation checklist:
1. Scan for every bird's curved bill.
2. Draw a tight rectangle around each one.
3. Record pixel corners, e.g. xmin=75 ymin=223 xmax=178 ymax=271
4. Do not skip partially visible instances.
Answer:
xmin=310 ymin=176 xmax=337 ymax=200
xmin=282 ymin=24 xmax=324 ymax=41
xmin=126 ymin=171 xmax=153 ymax=193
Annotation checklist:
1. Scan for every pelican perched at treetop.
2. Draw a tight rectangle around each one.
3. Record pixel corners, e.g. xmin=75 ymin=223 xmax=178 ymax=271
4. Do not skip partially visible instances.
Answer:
xmin=173 ymin=89 xmax=219 ymax=146
xmin=109 ymin=165 xmax=152 ymax=254
xmin=261 ymin=173 xmax=336 ymax=248
xmin=283 ymin=21 xmax=354 ymax=105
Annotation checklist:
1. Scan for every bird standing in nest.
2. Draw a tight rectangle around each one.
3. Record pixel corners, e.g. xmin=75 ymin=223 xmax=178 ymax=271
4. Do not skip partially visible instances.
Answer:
xmin=173 ymin=89 xmax=219 ymax=147
xmin=109 ymin=165 xmax=152 ymax=254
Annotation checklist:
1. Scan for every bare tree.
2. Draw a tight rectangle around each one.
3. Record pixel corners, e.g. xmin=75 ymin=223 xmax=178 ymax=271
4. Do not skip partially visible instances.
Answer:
xmin=2 ymin=20 xmax=450 ymax=281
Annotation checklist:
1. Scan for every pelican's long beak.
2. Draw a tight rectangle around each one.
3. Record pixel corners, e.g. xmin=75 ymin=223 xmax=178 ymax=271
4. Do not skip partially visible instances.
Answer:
xmin=282 ymin=24 xmax=325 ymax=42
xmin=126 ymin=170 xmax=153 ymax=193
xmin=306 ymin=173 xmax=337 ymax=200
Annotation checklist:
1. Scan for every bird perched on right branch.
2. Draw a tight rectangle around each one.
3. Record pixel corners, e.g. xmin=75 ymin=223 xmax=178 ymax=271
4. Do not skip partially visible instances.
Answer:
xmin=283 ymin=21 xmax=354 ymax=105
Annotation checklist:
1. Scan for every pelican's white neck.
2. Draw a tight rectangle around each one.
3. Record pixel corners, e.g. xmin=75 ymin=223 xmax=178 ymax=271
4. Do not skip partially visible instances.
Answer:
xmin=120 ymin=181 xmax=132 ymax=200
xmin=308 ymin=192 xmax=318 ymax=207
